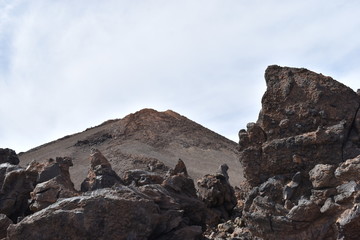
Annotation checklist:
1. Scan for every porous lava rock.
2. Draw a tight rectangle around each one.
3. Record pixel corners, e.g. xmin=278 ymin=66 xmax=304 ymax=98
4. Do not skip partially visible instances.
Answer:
xmin=239 ymin=66 xmax=360 ymax=239
xmin=239 ymin=65 xmax=360 ymax=186
xmin=197 ymin=164 xmax=237 ymax=225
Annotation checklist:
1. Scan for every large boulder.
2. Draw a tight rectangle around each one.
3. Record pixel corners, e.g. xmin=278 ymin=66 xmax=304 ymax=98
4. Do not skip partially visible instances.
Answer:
xmin=239 ymin=65 xmax=360 ymax=186
xmin=0 ymin=163 xmax=37 ymax=222
xmin=7 ymin=188 xmax=161 ymax=240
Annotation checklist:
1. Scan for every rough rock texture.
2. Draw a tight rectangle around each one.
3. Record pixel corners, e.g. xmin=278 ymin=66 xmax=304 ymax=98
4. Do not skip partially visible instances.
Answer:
xmin=0 ymin=163 xmax=37 ymax=222
xmin=0 ymin=214 xmax=12 ymax=239
xmin=7 ymin=159 xmax=206 ymax=240
xmin=8 ymin=188 xmax=162 ymax=240
xmin=239 ymin=66 xmax=360 ymax=239
xmin=197 ymin=164 xmax=237 ymax=225
xmin=241 ymin=157 xmax=360 ymax=239
xmin=80 ymin=149 xmax=123 ymax=192
xmin=0 ymin=149 xmax=19 ymax=165
xmin=29 ymin=157 xmax=78 ymax=212
xmin=123 ymin=169 xmax=164 ymax=186
xmin=239 ymin=65 xmax=360 ymax=186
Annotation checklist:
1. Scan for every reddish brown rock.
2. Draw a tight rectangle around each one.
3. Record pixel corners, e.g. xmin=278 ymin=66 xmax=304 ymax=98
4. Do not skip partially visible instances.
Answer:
xmin=81 ymin=149 xmax=123 ymax=192
xmin=309 ymin=164 xmax=338 ymax=189
xmin=335 ymin=155 xmax=360 ymax=183
xmin=29 ymin=157 xmax=78 ymax=212
xmin=197 ymin=164 xmax=237 ymax=225
xmin=239 ymin=65 xmax=360 ymax=186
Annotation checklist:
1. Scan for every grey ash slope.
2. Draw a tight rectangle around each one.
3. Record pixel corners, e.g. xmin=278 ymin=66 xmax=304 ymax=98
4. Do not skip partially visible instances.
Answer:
xmin=19 ymin=108 xmax=242 ymax=189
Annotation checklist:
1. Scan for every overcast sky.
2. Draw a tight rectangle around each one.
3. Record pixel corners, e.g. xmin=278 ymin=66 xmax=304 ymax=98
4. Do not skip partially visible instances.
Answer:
xmin=1 ymin=0 xmax=360 ymax=152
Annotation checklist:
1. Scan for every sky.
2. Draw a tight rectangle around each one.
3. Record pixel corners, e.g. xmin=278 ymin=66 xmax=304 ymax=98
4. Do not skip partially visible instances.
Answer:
xmin=1 ymin=0 xmax=360 ymax=152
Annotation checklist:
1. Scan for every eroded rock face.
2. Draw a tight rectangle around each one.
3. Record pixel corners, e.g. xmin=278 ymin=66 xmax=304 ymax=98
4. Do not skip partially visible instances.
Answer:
xmin=239 ymin=65 xmax=360 ymax=186
xmin=81 ymin=149 xmax=123 ymax=192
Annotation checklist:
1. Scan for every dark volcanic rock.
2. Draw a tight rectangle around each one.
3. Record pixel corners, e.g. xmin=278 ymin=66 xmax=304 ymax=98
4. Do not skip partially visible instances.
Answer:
xmin=123 ymin=169 xmax=164 ymax=186
xmin=29 ymin=157 xmax=78 ymax=212
xmin=239 ymin=65 xmax=360 ymax=186
xmin=0 ymin=213 xmax=12 ymax=239
xmin=0 ymin=163 xmax=37 ymax=222
xmin=239 ymin=66 xmax=360 ymax=239
xmin=7 ymin=188 xmax=161 ymax=240
xmin=309 ymin=164 xmax=338 ymax=189
xmin=197 ymin=164 xmax=237 ymax=225
xmin=8 ymin=165 xmax=207 ymax=240
xmin=335 ymin=155 xmax=360 ymax=183
xmin=80 ymin=148 xmax=123 ymax=192
xmin=0 ymin=148 xmax=19 ymax=165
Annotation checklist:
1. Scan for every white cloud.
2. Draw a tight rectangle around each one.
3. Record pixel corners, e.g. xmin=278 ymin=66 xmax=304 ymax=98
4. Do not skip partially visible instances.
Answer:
xmin=1 ymin=0 xmax=360 ymax=152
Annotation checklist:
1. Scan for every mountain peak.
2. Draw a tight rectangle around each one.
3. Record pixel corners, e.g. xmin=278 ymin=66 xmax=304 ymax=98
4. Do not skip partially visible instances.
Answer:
xmin=19 ymin=109 xmax=241 ymax=189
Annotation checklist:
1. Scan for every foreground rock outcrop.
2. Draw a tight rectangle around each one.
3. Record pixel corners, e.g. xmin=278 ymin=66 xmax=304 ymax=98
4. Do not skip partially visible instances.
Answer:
xmin=239 ymin=65 xmax=360 ymax=186
xmin=4 ymin=149 xmax=213 ymax=239
xmin=239 ymin=65 xmax=360 ymax=239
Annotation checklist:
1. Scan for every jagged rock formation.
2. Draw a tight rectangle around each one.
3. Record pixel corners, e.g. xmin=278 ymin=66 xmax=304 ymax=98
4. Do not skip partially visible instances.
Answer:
xmin=239 ymin=65 xmax=360 ymax=239
xmin=197 ymin=164 xmax=237 ymax=226
xmin=28 ymin=157 xmax=78 ymax=212
xmin=18 ymin=109 xmax=241 ymax=188
xmin=0 ymin=154 xmax=78 ymax=222
xmin=239 ymin=65 xmax=360 ymax=186
xmin=80 ymin=148 xmax=123 ymax=191
xmin=6 ymin=149 xmax=208 ymax=240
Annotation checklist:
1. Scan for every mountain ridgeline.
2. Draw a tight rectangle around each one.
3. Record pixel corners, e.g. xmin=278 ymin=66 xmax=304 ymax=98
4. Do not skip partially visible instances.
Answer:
xmin=18 ymin=108 xmax=242 ymax=188
xmin=2 ymin=65 xmax=360 ymax=239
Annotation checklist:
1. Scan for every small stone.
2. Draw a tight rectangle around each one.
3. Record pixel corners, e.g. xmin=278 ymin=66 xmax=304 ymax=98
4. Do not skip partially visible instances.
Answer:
xmin=279 ymin=119 xmax=290 ymax=128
